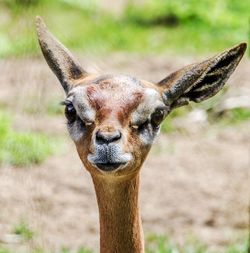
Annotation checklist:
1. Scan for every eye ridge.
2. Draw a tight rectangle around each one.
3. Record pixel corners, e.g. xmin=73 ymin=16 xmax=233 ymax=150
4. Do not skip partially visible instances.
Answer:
xmin=151 ymin=108 xmax=165 ymax=126
xmin=64 ymin=102 xmax=94 ymax=127
xmin=131 ymin=108 xmax=166 ymax=130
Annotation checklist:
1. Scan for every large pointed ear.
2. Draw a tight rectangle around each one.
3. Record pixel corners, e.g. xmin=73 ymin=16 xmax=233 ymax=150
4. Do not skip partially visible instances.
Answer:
xmin=36 ymin=16 xmax=88 ymax=93
xmin=157 ymin=43 xmax=247 ymax=110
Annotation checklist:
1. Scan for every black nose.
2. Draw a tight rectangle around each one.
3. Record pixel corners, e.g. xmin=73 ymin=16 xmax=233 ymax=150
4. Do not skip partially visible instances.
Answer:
xmin=96 ymin=130 xmax=122 ymax=145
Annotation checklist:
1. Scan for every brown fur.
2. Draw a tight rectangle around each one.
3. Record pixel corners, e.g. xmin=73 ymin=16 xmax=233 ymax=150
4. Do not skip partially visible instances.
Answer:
xmin=86 ymin=81 xmax=144 ymax=126
xmin=92 ymin=174 xmax=144 ymax=253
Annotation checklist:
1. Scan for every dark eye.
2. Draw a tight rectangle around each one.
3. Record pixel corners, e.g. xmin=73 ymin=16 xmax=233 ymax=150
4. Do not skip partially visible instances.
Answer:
xmin=151 ymin=108 xmax=165 ymax=126
xmin=65 ymin=103 xmax=77 ymax=123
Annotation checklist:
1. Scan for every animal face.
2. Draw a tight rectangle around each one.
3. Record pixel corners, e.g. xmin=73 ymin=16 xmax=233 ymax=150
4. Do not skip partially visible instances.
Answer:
xmin=36 ymin=16 xmax=246 ymax=177
xmin=62 ymin=74 xmax=168 ymax=175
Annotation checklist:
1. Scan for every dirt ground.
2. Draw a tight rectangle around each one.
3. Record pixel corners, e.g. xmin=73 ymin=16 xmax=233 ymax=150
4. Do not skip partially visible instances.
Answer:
xmin=0 ymin=53 xmax=249 ymax=252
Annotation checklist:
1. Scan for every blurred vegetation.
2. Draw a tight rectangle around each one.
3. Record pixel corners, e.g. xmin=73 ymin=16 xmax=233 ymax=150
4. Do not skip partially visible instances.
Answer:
xmin=0 ymin=111 xmax=58 ymax=166
xmin=0 ymin=0 xmax=249 ymax=57
xmin=160 ymin=88 xmax=250 ymax=133
xmin=146 ymin=235 xmax=248 ymax=253
xmin=0 ymin=234 xmax=248 ymax=253
xmin=46 ymin=99 xmax=64 ymax=115
xmin=161 ymin=107 xmax=190 ymax=133
xmin=13 ymin=221 xmax=34 ymax=241
xmin=215 ymin=108 xmax=250 ymax=125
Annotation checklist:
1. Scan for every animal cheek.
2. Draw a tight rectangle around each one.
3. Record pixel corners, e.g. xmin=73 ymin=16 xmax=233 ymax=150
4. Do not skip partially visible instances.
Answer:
xmin=125 ymin=132 xmax=140 ymax=154
xmin=126 ymin=139 xmax=148 ymax=169
xmin=83 ymin=129 xmax=96 ymax=152
xmin=75 ymin=139 xmax=93 ymax=170
xmin=74 ymin=127 xmax=94 ymax=153
xmin=126 ymin=128 xmax=154 ymax=163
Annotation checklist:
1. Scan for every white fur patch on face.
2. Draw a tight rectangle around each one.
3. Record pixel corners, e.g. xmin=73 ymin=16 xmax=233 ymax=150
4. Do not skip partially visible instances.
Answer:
xmin=67 ymin=120 xmax=86 ymax=142
xmin=130 ymin=88 xmax=166 ymax=146
xmin=139 ymin=123 xmax=161 ymax=145
xmin=131 ymin=88 xmax=164 ymax=125
xmin=65 ymin=86 xmax=96 ymax=142
xmin=68 ymin=86 xmax=96 ymax=123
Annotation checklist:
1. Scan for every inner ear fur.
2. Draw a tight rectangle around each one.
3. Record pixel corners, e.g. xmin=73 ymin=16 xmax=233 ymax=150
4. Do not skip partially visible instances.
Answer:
xmin=157 ymin=43 xmax=247 ymax=109
xmin=36 ymin=16 xmax=88 ymax=93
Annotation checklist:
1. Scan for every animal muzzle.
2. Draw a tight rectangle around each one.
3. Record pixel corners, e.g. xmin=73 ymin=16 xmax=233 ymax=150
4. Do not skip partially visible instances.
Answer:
xmin=87 ymin=143 xmax=132 ymax=171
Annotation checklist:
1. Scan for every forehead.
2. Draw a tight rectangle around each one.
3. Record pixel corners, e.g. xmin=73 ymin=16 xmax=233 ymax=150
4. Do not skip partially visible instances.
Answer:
xmin=68 ymin=74 xmax=163 ymax=121
xmin=70 ymin=74 xmax=157 ymax=100
xmin=85 ymin=75 xmax=144 ymax=108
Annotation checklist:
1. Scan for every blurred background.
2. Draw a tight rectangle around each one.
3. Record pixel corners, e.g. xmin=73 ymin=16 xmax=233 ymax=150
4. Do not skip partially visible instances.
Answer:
xmin=0 ymin=0 xmax=249 ymax=252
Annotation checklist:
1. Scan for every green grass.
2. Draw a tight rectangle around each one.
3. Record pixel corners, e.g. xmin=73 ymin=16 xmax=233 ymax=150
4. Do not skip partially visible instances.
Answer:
xmin=0 ymin=249 xmax=10 ymax=253
xmin=215 ymin=108 xmax=250 ymax=125
xmin=46 ymin=99 xmax=64 ymax=115
xmin=146 ymin=235 xmax=249 ymax=253
xmin=124 ymin=0 xmax=249 ymax=53
xmin=13 ymin=221 xmax=34 ymax=241
xmin=0 ymin=234 xmax=248 ymax=253
xmin=0 ymin=0 xmax=249 ymax=57
xmin=146 ymin=235 xmax=206 ymax=253
xmin=161 ymin=107 xmax=190 ymax=133
xmin=0 ymin=111 xmax=58 ymax=166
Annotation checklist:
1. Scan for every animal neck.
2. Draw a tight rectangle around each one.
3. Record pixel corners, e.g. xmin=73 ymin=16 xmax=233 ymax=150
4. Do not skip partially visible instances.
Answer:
xmin=92 ymin=173 xmax=144 ymax=253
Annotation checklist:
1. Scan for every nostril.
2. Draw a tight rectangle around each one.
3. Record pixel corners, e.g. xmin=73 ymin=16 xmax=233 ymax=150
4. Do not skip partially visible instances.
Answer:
xmin=113 ymin=131 xmax=121 ymax=141
xmin=96 ymin=131 xmax=105 ymax=144
xmin=96 ymin=130 xmax=122 ymax=144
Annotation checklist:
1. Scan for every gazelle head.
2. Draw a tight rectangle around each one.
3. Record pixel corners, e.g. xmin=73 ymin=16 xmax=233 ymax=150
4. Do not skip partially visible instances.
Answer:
xmin=36 ymin=17 xmax=246 ymax=178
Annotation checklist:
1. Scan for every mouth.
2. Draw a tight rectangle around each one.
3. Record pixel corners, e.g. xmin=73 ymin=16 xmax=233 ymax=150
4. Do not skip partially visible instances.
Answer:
xmin=87 ymin=147 xmax=132 ymax=172
xmin=94 ymin=162 xmax=126 ymax=171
